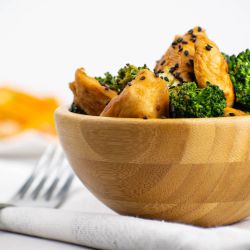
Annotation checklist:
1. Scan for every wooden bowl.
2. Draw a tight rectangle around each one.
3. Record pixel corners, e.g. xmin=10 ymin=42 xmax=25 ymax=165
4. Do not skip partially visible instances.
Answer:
xmin=55 ymin=105 xmax=250 ymax=227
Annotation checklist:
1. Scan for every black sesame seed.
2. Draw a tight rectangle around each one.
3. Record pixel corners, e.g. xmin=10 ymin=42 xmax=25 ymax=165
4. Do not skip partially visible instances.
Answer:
xmin=172 ymin=41 xmax=177 ymax=46
xmin=154 ymin=69 xmax=159 ymax=77
xmin=179 ymin=47 xmax=183 ymax=52
xmin=184 ymin=50 xmax=189 ymax=56
xmin=188 ymin=29 xmax=193 ymax=34
xmin=169 ymin=67 xmax=175 ymax=74
xmin=229 ymin=113 xmax=236 ymax=116
xmin=177 ymin=77 xmax=184 ymax=83
xmin=177 ymin=37 xmax=183 ymax=43
xmin=198 ymin=26 xmax=202 ymax=32
xmin=182 ymin=40 xmax=188 ymax=44
xmin=189 ymin=59 xmax=194 ymax=66
xmin=174 ymin=63 xmax=179 ymax=69
xmin=164 ymin=76 xmax=169 ymax=81
xmin=205 ymin=44 xmax=213 ymax=51
xmin=160 ymin=60 xmax=166 ymax=66
xmin=143 ymin=116 xmax=148 ymax=120
xmin=188 ymin=72 xmax=195 ymax=79
xmin=192 ymin=34 xmax=197 ymax=38
xmin=169 ymin=85 xmax=175 ymax=89
xmin=190 ymin=37 xmax=196 ymax=42
xmin=140 ymin=76 xmax=146 ymax=80
xmin=174 ymin=72 xmax=181 ymax=78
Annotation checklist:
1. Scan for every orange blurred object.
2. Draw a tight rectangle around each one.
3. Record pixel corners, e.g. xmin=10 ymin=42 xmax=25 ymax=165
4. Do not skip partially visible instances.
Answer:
xmin=0 ymin=87 xmax=59 ymax=138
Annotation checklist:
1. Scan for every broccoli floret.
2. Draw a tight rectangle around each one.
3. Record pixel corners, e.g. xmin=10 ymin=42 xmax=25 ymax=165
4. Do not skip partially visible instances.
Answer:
xmin=95 ymin=72 xmax=117 ymax=91
xmin=70 ymin=102 xmax=85 ymax=114
xmin=228 ymin=49 xmax=250 ymax=111
xmin=170 ymin=82 xmax=226 ymax=118
xmin=96 ymin=64 xmax=148 ymax=93
xmin=116 ymin=64 xmax=148 ymax=89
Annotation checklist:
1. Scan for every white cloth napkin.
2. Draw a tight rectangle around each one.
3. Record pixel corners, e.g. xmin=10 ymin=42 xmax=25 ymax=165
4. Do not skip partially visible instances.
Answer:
xmin=1 ymin=135 xmax=250 ymax=250
xmin=1 ymin=203 xmax=250 ymax=250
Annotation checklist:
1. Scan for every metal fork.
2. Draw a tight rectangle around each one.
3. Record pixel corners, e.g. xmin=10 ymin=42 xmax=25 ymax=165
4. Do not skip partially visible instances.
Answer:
xmin=6 ymin=144 xmax=74 ymax=208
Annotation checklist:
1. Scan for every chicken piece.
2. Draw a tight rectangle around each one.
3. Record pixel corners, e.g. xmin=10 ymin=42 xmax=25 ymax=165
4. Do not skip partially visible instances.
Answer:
xmin=194 ymin=36 xmax=234 ymax=107
xmin=224 ymin=107 xmax=248 ymax=117
xmin=70 ymin=68 xmax=117 ymax=116
xmin=101 ymin=69 xmax=169 ymax=118
xmin=154 ymin=26 xmax=206 ymax=84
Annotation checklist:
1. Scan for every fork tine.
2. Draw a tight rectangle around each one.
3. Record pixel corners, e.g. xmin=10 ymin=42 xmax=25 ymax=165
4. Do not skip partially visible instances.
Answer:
xmin=44 ymin=176 xmax=60 ymax=201
xmin=31 ymin=147 xmax=64 ymax=200
xmin=10 ymin=144 xmax=74 ymax=208
xmin=12 ymin=144 xmax=56 ymax=199
xmin=43 ymin=159 xmax=68 ymax=201
xmin=55 ymin=170 xmax=74 ymax=207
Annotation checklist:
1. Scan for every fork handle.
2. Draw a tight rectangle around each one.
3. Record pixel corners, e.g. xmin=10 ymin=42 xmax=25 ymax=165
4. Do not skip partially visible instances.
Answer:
xmin=0 ymin=203 xmax=14 ymax=209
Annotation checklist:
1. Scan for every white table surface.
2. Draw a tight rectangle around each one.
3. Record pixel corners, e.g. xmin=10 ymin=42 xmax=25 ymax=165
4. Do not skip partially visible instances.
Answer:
xmin=1 ymin=231 xmax=90 ymax=250
xmin=0 ymin=157 xmax=112 ymax=249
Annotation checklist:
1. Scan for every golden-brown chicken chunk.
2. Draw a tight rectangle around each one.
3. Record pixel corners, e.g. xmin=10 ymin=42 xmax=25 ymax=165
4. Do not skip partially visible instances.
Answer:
xmin=155 ymin=26 xmax=206 ymax=84
xmin=224 ymin=107 xmax=248 ymax=117
xmin=194 ymin=36 xmax=234 ymax=107
xmin=70 ymin=68 xmax=117 ymax=116
xmin=101 ymin=69 xmax=169 ymax=118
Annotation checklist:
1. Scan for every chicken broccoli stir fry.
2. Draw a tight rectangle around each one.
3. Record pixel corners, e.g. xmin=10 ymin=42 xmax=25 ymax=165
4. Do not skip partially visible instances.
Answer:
xmin=101 ymin=69 xmax=169 ymax=118
xmin=95 ymin=64 xmax=148 ymax=93
xmin=70 ymin=68 xmax=117 ymax=116
xmin=170 ymin=82 xmax=226 ymax=118
xmin=227 ymin=49 xmax=250 ymax=111
xmin=154 ymin=26 xmax=206 ymax=85
xmin=194 ymin=35 xmax=234 ymax=107
xmin=69 ymin=27 xmax=249 ymax=119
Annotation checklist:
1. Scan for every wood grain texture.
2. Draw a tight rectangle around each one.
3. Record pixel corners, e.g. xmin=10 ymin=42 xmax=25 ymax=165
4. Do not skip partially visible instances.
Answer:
xmin=55 ymin=105 xmax=250 ymax=227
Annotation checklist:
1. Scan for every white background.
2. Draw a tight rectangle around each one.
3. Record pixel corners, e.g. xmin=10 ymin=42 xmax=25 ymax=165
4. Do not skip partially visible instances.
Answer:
xmin=0 ymin=0 xmax=249 ymax=103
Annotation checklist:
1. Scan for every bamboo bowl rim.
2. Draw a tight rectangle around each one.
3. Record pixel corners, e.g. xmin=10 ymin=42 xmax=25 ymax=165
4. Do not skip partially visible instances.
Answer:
xmin=56 ymin=105 xmax=250 ymax=125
